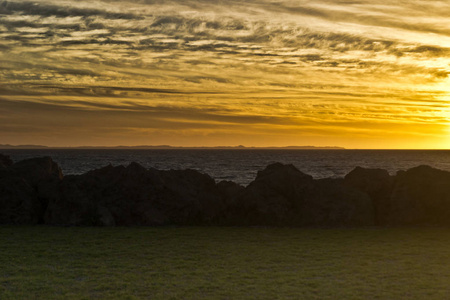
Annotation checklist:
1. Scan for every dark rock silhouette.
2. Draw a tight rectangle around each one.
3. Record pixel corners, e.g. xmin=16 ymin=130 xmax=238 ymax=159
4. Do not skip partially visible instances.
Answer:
xmin=222 ymin=163 xmax=313 ymax=225
xmin=388 ymin=165 xmax=450 ymax=225
xmin=0 ymin=154 xmax=13 ymax=168
xmin=45 ymin=163 xmax=162 ymax=226
xmin=222 ymin=163 xmax=373 ymax=226
xmin=158 ymin=168 xmax=225 ymax=225
xmin=344 ymin=167 xmax=393 ymax=225
xmin=0 ymin=176 xmax=38 ymax=224
xmin=2 ymin=154 xmax=450 ymax=227
xmin=303 ymin=178 xmax=373 ymax=226
xmin=45 ymin=162 xmax=226 ymax=226
xmin=217 ymin=180 xmax=245 ymax=201
xmin=0 ymin=157 xmax=62 ymax=224
xmin=10 ymin=156 xmax=63 ymax=186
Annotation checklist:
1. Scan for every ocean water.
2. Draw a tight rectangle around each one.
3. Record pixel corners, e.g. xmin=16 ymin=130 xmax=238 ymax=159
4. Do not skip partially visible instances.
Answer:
xmin=3 ymin=149 xmax=450 ymax=185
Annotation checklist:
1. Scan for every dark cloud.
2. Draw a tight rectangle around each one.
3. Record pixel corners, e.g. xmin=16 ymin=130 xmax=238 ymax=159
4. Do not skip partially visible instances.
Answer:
xmin=0 ymin=44 xmax=11 ymax=50
xmin=410 ymin=45 xmax=446 ymax=54
xmin=0 ymin=97 xmax=294 ymax=129
xmin=403 ymin=45 xmax=450 ymax=58
xmin=0 ymin=0 xmax=141 ymax=19
xmin=58 ymin=38 xmax=133 ymax=47
xmin=0 ymin=83 xmax=223 ymax=98
xmin=182 ymin=76 xmax=231 ymax=84
xmin=427 ymin=69 xmax=449 ymax=79
xmin=298 ymin=54 xmax=324 ymax=62
xmin=150 ymin=16 xmax=186 ymax=27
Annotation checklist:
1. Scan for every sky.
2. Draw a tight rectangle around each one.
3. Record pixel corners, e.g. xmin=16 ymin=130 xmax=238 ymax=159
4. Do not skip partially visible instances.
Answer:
xmin=1 ymin=0 xmax=450 ymax=149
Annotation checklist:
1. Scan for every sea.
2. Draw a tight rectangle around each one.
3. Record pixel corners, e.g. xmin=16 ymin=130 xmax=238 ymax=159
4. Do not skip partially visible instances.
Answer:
xmin=2 ymin=149 xmax=450 ymax=186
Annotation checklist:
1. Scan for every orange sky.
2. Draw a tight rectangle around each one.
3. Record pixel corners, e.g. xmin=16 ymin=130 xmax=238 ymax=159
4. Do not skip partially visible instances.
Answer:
xmin=1 ymin=0 xmax=450 ymax=148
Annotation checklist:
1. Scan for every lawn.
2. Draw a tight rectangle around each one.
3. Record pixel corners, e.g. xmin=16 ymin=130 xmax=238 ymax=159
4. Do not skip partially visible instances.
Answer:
xmin=1 ymin=226 xmax=450 ymax=299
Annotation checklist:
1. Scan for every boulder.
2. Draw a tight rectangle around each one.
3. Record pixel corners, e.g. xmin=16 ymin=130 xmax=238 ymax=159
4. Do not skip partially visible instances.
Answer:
xmin=45 ymin=163 xmax=167 ymax=226
xmin=10 ymin=156 xmax=63 ymax=186
xmin=217 ymin=180 xmax=245 ymax=202
xmin=388 ymin=165 xmax=450 ymax=225
xmin=302 ymin=178 xmax=374 ymax=226
xmin=158 ymin=169 xmax=225 ymax=224
xmin=225 ymin=163 xmax=374 ymax=226
xmin=0 ymin=156 xmax=63 ymax=224
xmin=45 ymin=163 xmax=226 ymax=226
xmin=344 ymin=167 xmax=393 ymax=225
xmin=0 ymin=154 xmax=13 ymax=168
xmin=0 ymin=177 xmax=40 ymax=224
xmin=223 ymin=163 xmax=314 ymax=226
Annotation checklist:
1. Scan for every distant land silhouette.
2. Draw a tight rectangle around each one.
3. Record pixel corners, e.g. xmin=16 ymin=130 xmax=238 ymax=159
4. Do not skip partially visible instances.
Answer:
xmin=0 ymin=144 xmax=345 ymax=150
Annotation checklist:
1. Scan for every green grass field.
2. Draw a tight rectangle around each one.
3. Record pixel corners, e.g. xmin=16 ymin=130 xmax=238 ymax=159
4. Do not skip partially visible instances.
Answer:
xmin=1 ymin=226 xmax=450 ymax=299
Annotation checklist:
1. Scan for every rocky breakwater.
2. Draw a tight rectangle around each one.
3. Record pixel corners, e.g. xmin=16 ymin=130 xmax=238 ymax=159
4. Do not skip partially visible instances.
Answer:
xmin=0 ymin=154 xmax=62 ymax=224
xmin=45 ymin=162 xmax=228 ymax=226
xmin=218 ymin=163 xmax=373 ymax=226
xmin=2 ymin=153 xmax=450 ymax=227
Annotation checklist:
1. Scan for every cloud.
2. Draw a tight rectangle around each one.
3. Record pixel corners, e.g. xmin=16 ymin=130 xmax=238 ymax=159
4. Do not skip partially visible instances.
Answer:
xmin=0 ymin=0 xmax=140 ymax=20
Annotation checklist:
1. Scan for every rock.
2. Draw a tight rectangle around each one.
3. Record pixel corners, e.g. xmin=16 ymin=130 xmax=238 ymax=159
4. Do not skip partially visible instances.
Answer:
xmin=97 ymin=205 xmax=116 ymax=226
xmin=302 ymin=178 xmax=374 ymax=226
xmin=388 ymin=165 xmax=450 ymax=225
xmin=6 ymin=155 xmax=450 ymax=228
xmin=10 ymin=157 xmax=63 ymax=186
xmin=45 ymin=163 xmax=226 ymax=226
xmin=0 ymin=154 xmax=13 ymax=168
xmin=45 ymin=164 xmax=166 ymax=226
xmin=44 ymin=174 xmax=101 ymax=226
xmin=159 ymin=169 xmax=225 ymax=225
xmin=225 ymin=163 xmax=374 ymax=226
xmin=0 ymin=157 xmax=63 ymax=224
xmin=217 ymin=180 xmax=244 ymax=201
xmin=0 ymin=177 xmax=41 ymax=224
xmin=344 ymin=167 xmax=393 ymax=225
xmin=224 ymin=163 xmax=314 ymax=226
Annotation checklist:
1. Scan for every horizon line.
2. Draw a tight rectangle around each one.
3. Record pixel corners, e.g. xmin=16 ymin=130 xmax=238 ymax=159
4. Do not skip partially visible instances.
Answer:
xmin=1 ymin=144 xmax=450 ymax=150
xmin=0 ymin=144 xmax=344 ymax=149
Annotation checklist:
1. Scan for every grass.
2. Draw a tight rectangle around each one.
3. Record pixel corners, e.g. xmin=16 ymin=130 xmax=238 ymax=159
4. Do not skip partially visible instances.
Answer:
xmin=1 ymin=226 xmax=450 ymax=299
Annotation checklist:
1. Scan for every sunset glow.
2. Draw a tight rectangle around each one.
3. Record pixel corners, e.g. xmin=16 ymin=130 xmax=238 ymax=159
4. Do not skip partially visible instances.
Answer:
xmin=1 ymin=0 xmax=450 ymax=148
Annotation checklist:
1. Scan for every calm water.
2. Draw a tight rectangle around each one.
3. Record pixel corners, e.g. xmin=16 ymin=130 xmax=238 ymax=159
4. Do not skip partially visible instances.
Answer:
xmin=3 ymin=149 xmax=450 ymax=185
